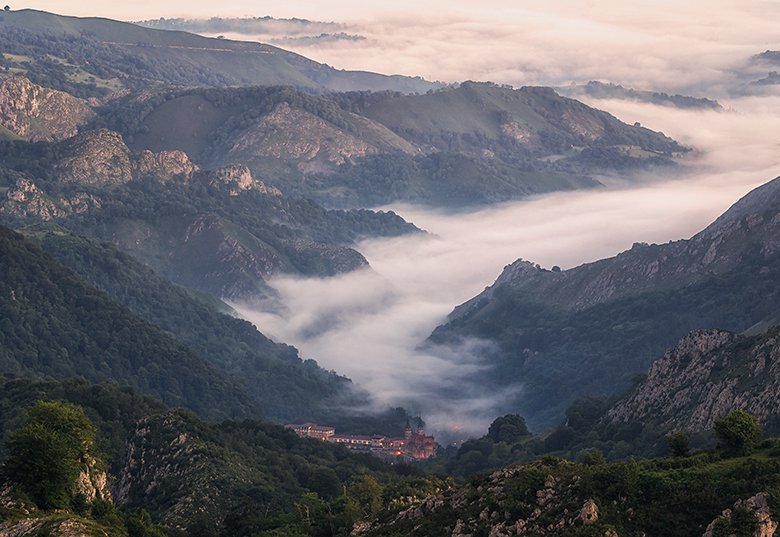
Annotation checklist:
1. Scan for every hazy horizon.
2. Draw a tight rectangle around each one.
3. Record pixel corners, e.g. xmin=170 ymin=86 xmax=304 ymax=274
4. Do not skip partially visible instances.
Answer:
xmin=14 ymin=2 xmax=780 ymax=93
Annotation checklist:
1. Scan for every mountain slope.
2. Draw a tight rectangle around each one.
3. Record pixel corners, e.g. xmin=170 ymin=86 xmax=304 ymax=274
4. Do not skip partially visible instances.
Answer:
xmin=0 ymin=128 xmax=418 ymax=302
xmin=360 ymin=452 xmax=780 ymax=537
xmin=607 ymin=327 xmax=780 ymax=434
xmin=0 ymin=225 xmax=255 ymax=420
xmin=0 ymin=379 xmax=442 ymax=536
xmin=28 ymin=226 xmax=360 ymax=422
xmin=0 ymin=9 xmax=440 ymax=98
xmin=432 ymin=175 xmax=780 ymax=428
xmin=97 ymin=82 xmax=686 ymax=208
xmin=0 ymin=76 xmax=95 ymax=141
xmin=558 ymin=81 xmax=723 ymax=110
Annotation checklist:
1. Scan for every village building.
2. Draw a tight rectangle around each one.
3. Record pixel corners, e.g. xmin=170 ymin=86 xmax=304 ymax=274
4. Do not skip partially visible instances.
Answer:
xmin=285 ymin=418 xmax=437 ymax=461
xmin=285 ymin=422 xmax=336 ymax=440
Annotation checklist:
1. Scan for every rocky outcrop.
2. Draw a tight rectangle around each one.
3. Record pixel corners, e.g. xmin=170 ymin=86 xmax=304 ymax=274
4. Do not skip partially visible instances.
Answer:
xmin=53 ymin=129 xmax=135 ymax=187
xmin=358 ymin=462 xmax=614 ymax=537
xmin=77 ymin=455 xmax=111 ymax=503
xmin=228 ymin=102 xmax=378 ymax=170
xmin=51 ymin=129 xmax=204 ymax=187
xmin=0 ymin=179 xmax=68 ymax=221
xmin=0 ymin=76 xmax=94 ymax=141
xmin=0 ymin=516 xmax=111 ymax=537
xmin=0 ymin=178 xmax=102 ymax=221
xmin=196 ymin=164 xmax=281 ymax=196
xmin=135 ymin=149 xmax=198 ymax=181
xmin=702 ymin=493 xmax=778 ymax=537
xmin=607 ymin=328 xmax=780 ymax=431
xmin=116 ymin=412 xmax=253 ymax=533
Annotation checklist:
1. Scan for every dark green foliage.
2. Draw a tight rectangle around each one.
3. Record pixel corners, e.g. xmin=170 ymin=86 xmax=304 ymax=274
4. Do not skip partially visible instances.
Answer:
xmin=0 ymin=382 xmax=443 ymax=536
xmin=0 ymin=377 xmax=166 ymax=472
xmin=667 ymin=432 xmax=691 ymax=457
xmin=433 ymin=248 xmax=780 ymax=430
xmin=366 ymin=447 xmax=780 ymax=537
xmin=580 ymin=449 xmax=606 ymax=466
xmin=0 ymin=225 xmax=256 ymax=420
xmin=30 ymin=227 xmax=364 ymax=423
xmin=714 ymin=410 xmax=762 ymax=456
xmin=116 ymin=410 xmax=446 ymax=536
xmin=487 ymin=414 xmax=530 ymax=444
xmin=2 ymin=401 xmax=99 ymax=509
xmin=125 ymin=510 xmax=167 ymax=537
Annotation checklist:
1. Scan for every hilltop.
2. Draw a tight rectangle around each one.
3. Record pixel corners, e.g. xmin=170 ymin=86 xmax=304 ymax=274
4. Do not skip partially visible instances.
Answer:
xmin=0 ymin=9 xmax=440 ymax=98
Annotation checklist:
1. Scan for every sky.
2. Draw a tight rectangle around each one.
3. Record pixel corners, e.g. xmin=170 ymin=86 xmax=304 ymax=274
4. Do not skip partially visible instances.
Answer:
xmin=21 ymin=0 xmax=780 ymax=437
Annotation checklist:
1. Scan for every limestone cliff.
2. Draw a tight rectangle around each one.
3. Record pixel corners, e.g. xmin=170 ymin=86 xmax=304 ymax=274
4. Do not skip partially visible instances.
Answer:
xmin=702 ymin=493 xmax=778 ymax=537
xmin=196 ymin=164 xmax=282 ymax=196
xmin=116 ymin=412 xmax=255 ymax=533
xmin=0 ymin=178 xmax=102 ymax=221
xmin=135 ymin=149 xmax=198 ymax=181
xmin=225 ymin=101 xmax=418 ymax=174
xmin=607 ymin=328 xmax=780 ymax=432
xmin=77 ymin=454 xmax=111 ymax=503
xmin=51 ymin=129 xmax=203 ymax=188
xmin=52 ymin=129 xmax=135 ymax=187
xmin=0 ymin=76 xmax=95 ymax=142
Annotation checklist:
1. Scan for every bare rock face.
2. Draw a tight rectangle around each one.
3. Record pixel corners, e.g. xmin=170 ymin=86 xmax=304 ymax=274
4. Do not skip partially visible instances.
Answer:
xmin=227 ymin=102 xmax=381 ymax=172
xmin=0 ymin=517 xmax=105 ymax=537
xmin=76 ymin=455 xmax=111 ymax=503
xmin=51 ymin=129 xmax=203 ymax=188
xmin=197 ymin=165 xmax=282 ymax=197
xmin=116 ymin=413 xmax=245 ymax=533
xmin=135 ymin=149 xmax=198 ymax=181
xmin=0 ymin=76 xmax=95 ymax=141
xmin=0 ymin=179 xmax=103 ymax=221
xmin=702 ymin=493 xmax=778 ymax=537
xmin=579 ymin=499 xmax=600 ymax=525
xmin=53 ymin=129 xmax=134 ymax=187
xmin=607 ymin=329 xmax=780 ymax=431
xmin=0 ymin=179 xmax=68 ymax=221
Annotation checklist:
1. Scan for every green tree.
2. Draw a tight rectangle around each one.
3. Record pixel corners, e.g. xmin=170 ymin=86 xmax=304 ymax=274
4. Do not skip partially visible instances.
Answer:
xmin=347 ymin=475 xmax=383 ymax=518
xmin=580 ymin=448 xmax=606 ymax=466
xmin=2 ymin=401 xmax=99 ymax=509
xmin=487 ymin=414 xmax=531 ymax=444
xmin=714 ymin=409 xmax=762 ymax=456
xmin=666 ymin=431 xmax=690 ymax=457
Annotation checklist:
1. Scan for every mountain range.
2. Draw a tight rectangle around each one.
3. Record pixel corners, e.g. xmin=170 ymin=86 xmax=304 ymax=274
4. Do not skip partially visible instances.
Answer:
xmin=432 ymin=174 xmax=780 ymax=429
xmin=0 ymin=9 xmax=439 ymax=97
xmin=1 ymin=7 xmax=780 ymax=537
xmin=93 ymin=81 xmax=685 ymax=208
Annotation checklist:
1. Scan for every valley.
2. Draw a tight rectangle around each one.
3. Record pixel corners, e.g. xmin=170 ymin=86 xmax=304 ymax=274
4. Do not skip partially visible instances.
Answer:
xmin=1 ymin=3 xmax=780 ymax=537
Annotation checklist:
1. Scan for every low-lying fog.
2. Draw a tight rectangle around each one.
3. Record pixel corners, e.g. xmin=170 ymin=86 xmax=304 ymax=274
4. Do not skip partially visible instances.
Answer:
xmin=235 ymin=95 xmax=780 ymax=440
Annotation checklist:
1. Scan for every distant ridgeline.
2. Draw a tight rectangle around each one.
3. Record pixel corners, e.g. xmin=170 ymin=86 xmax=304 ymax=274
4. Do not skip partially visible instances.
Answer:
xmin=287 ymin=418 xmax=437 ymax=461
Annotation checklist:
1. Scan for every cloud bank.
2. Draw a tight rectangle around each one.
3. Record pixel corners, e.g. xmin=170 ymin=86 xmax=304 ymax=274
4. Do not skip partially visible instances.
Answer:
xmin=25 ymin=2 xmax=780 ymax=94
xmin=236 ymin=95 xmax=780 ymax=439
